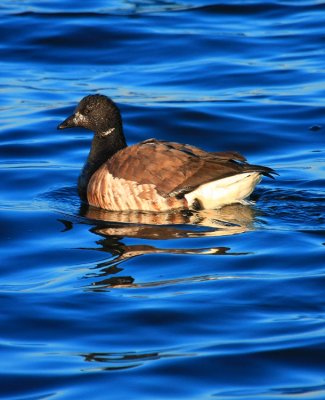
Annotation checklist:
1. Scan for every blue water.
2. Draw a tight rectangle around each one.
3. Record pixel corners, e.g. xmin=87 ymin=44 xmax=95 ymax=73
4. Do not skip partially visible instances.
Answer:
xmin=1 ymin=1 xmax=324 ymax=399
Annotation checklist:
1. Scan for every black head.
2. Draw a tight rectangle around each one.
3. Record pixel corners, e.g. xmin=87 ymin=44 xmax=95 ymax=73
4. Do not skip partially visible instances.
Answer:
xmin=57 ymin=94 xmax=122 ymax=138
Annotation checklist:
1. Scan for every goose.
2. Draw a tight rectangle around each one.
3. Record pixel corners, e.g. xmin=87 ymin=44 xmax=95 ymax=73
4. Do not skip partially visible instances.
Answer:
xmin=58 ymin=94 xmax=275 ymax=211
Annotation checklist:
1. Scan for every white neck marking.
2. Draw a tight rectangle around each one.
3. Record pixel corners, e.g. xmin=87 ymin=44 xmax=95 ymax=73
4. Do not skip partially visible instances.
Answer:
xmin=102 ymin=127 xmax=115 ymax=136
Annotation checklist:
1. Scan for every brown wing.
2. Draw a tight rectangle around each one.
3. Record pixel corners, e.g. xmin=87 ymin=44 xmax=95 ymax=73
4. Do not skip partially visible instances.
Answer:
xmin=106 ymin=139 xmax=275 ymax=198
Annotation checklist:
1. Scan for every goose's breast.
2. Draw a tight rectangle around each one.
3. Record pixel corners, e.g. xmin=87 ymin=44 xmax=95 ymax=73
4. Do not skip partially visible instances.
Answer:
xmin=87 ymin=164 xmax=187 ymax=211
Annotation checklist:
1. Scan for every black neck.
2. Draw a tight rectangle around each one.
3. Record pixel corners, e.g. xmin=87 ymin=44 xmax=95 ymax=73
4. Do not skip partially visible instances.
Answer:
xmin=78 ymin=125 xmax=127 ymax=200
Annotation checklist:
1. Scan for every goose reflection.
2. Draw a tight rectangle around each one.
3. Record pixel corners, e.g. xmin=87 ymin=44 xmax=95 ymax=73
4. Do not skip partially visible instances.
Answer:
xmin=81 ymin=203 xmax=257 ymax=239
xmin=61 ymin=203 xmax=258 ymax=290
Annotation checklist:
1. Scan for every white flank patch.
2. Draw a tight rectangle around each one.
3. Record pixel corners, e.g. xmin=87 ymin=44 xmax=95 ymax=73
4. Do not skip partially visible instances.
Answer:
xmin=184 ymin=172 xmax=262 ymax=209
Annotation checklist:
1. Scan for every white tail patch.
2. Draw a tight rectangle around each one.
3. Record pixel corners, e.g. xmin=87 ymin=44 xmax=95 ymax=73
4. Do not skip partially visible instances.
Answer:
xmin=184 ymin=172 xmax=262 ymax=209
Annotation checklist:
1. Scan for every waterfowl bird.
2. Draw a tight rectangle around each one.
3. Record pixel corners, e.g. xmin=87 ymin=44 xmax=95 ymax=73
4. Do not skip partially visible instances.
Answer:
xmin=58 ymin=94 xmax=276 ymax=211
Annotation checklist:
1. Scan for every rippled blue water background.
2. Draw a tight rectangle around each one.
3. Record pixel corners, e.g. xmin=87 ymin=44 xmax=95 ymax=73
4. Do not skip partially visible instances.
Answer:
xmin=1 ymin=1 xmax=325 ymax=399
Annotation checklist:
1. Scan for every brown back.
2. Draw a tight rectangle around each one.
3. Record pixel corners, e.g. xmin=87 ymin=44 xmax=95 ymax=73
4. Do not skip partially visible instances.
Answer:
xmin=106 ymin=139 xmax=273 ymax=198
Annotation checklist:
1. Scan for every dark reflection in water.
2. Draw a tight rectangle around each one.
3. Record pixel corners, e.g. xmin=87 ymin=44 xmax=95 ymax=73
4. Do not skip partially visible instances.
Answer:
xmin=81 ymin=350 xmax=191 ymax=372
xmin=61 ymin=203 xmax=256 ymax=290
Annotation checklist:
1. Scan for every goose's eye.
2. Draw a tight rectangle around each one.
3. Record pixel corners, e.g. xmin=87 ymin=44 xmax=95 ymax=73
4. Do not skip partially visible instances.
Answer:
xmin=83 ymin=106 xmax=92 ymax=115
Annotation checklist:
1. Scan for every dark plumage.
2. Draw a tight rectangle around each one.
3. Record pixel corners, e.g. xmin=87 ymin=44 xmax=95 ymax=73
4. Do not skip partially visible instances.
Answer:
xmin=58 ymin=94 xmax=276 ymax=211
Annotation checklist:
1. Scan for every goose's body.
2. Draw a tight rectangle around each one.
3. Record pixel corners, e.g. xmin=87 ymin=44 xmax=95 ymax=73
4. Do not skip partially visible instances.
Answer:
xmin=58 ymin=94 xmax=276 ymax=211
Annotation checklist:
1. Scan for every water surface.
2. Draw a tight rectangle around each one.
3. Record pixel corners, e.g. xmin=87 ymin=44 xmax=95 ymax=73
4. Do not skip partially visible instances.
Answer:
xmin=0 ymin=1 xmax=324 ymax=399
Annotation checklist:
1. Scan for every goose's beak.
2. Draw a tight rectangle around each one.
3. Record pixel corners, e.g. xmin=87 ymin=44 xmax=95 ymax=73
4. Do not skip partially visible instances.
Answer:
xmin=57 ymin=114 xmax=76 ymax=130
xmin=57 ymin=111 xmax=84 ymax=130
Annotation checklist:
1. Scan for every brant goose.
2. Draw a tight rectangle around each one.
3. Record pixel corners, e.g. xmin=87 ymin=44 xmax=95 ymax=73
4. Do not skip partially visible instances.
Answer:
xmin=58 ymin=94 xmax=276 ymax=211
